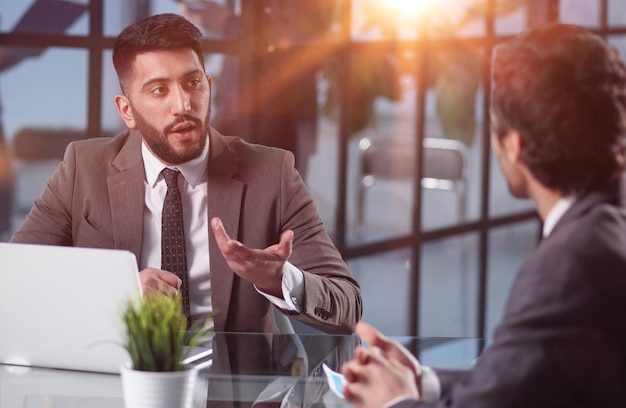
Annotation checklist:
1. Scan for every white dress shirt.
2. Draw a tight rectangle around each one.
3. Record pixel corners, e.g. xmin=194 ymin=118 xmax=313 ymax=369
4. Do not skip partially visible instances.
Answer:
xmin=542 ymin=195 xmax=576 ymax=238
xmin=139 ymin=135 xmax=304 ymax=322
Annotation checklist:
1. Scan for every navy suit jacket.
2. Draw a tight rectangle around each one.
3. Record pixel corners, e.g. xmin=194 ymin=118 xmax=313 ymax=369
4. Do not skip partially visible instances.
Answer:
xmin=395 ymin=186 xmax=626 ymax=407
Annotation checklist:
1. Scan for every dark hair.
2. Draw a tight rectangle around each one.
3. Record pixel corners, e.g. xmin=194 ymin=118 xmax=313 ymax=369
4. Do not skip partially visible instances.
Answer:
xmin=491 ymin=23 xmax=626 ymax=195
xmin=112 ymin=13 xmax=205 ymax=92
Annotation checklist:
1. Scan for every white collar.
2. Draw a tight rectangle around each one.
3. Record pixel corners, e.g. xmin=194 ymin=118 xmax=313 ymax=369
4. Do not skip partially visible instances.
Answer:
xmin=142 ymin=134 xmax=210 ymax=188
xmin=542 ymin=195 xmax=577 ymax=238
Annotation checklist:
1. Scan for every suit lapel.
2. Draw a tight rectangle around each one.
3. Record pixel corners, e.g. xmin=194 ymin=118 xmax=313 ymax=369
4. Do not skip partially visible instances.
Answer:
xmin=109 ymin=130 xmax=145 ymax=263
xmin=104 ymin=128 xmax=246 ymax=330
xmin=206 ymin=129 xmax=243 ymax=332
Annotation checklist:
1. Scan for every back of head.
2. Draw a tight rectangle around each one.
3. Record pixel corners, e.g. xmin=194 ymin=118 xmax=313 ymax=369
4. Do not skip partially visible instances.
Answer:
xmin=112 ymin=13 xmax=204 ymax=92
xmin=492 ymin=24 xmax=626 ymax=195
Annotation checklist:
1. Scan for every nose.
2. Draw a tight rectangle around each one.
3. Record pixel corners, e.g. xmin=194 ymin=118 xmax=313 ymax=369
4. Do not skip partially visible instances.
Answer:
xmin=171 ymin=86 xmax=191 ymax=116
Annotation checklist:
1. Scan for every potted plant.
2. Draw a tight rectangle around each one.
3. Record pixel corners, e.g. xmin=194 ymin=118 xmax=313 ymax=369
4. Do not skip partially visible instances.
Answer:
xmin=119 ymin=291 xmax=212 ymax=408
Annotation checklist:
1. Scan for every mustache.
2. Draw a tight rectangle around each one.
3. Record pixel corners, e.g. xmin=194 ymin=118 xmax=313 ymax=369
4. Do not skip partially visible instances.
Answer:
xmin=164 ymin=115 xmax=202 ymax=134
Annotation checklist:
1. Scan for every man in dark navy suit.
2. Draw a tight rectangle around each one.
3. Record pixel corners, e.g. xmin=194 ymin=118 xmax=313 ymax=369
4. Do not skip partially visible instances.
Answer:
xmin=341 ymin=23 xmax=626 ymax=408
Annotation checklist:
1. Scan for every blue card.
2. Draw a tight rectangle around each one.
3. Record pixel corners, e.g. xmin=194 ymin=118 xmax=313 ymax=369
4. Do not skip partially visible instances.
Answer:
xmin=322 ymin=363 xmax=347 ymax=399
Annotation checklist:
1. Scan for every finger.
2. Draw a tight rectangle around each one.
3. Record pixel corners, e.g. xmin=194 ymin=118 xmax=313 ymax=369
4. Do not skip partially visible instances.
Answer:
xmin=277 ymin=229 xmax=293 ymax=252
xmin=343 ymin=383 xmax=360 ymax=403
xmin=157 ymin=282 xmax=179 ymax=297
xmin=343 ymin=381 xmax=372 ymax=406
xmin=273 ymin=230 xmax=293 ymax=260
xmin=142 ymin=279 xmax=178 ymax=297
xmin=139 ymin=269 xmax=181 ymax=296
xmin=356 ymin=321 xmax=394 ymax=352
xmin=211 ymin=218 xmax=245 ymax=261
xmin=341 ymin=353 xmax=375 ymax=383
xmin=211 ymin=217 xmax=250 ymax=258
xmin=211 ymin=217 xmax=230 ymax=245
xmin=158 ymin=270 xmax=183 ymax=290
xmin=355 ymin=346 xmax=371 ymax=364
xmin=258 ymin=229 xmax=293 ymax=262
xmin=341 ymin=360 xmax=359 ymax=383
xmin=361 ymin=348 xmax=387 ymax=365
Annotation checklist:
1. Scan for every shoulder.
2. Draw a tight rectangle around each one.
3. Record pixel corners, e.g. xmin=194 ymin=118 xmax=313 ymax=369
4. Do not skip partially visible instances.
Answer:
xmin=546 ymin=202 xmax=626 ymax=263
xmin=510 ymin=202 xmax=626 ymax=311
xmin=61 ymin=129 xmax=138 ymax=168
xmin=61 ymin=129 xmax=141 ymax=173
xmin=68 ymin=129 xmax=136 ymax=154
xmin=221 ymin=134 xmax=291 ymax=160
xmin=211 ymin=131 xmax=295 ymax=178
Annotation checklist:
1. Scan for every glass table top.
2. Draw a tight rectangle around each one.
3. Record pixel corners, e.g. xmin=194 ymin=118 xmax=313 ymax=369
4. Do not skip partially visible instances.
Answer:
xmin=0 ymin=332 xmax=487 ymax=407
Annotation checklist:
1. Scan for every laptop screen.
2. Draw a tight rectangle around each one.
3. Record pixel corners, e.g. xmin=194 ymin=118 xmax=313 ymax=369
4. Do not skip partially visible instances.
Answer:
xmin=0 ymin=243 xmax=142 ymax=374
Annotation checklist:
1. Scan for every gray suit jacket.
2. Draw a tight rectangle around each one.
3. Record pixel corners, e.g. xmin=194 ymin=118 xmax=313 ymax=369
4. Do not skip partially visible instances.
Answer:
xmin=394 ymin=186 xmax=626 ymax=408
xmin=11 ymin=128 xmax=362 ymax=334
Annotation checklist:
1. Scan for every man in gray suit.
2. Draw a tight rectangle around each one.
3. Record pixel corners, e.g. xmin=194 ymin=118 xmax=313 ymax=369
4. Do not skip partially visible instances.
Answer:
xmin=341 ymin=24 xmax=626 ymax=407
xmin=10 ymin=13 xmax=362 ymax=335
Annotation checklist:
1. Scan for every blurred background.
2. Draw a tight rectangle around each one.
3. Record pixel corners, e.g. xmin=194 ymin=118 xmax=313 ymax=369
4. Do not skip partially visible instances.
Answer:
xmin=0 ymin=0 xmax=624 ymax=338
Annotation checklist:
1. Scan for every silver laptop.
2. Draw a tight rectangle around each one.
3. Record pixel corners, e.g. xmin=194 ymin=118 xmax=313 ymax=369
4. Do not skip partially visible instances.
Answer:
xmin=0 ymin=243 xmax=142 ymax=374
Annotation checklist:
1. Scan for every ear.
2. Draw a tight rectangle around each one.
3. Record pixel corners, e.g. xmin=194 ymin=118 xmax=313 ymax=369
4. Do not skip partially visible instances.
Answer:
xmin=206 ymin=74 xmax=212 ymax=93
xmin=114 ymin=94 xmax=136 ymax=129
xmin=502 ymin=130 xmax=523 ymax=164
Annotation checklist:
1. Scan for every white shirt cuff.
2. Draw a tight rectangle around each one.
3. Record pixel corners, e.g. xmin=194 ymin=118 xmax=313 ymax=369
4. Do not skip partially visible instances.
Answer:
xmin=255 ymin=261 xmax=304 ymax=312
xmin=382 ymin=396 xmax=415 ymax=408
xmin=420 ymin=365 xmax=441 ymax=402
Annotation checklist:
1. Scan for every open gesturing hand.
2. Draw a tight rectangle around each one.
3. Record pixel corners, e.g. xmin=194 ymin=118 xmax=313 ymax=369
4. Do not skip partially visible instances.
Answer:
xmin=211 ymin=217 xmax=293 ymax=297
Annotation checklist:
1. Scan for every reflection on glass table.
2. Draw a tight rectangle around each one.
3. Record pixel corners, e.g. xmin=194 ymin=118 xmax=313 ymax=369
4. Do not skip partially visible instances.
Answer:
xmin=0 ymin=332 xmax=486 ymax=408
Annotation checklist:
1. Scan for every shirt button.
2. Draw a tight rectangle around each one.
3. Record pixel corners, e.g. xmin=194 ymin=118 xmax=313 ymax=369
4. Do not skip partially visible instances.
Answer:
xmin=291 ymin=296 xmax=298 ymax=305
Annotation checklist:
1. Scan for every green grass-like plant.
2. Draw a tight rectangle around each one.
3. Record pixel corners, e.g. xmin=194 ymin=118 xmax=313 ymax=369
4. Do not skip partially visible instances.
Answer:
xmin=121 ymin=291 xmax=212 ymax=372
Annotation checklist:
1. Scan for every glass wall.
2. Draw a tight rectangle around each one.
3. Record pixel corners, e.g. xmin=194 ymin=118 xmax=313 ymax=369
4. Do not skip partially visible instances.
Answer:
xmin=1 ymin=0 xmax=625 ymax=337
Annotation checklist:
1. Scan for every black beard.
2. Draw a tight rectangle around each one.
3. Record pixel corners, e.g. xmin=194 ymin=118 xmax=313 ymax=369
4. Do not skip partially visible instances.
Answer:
xmin=133 ymin=108 xmax=210 ymax=165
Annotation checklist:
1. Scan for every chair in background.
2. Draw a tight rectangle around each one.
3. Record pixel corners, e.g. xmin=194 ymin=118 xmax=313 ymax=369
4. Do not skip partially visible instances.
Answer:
xmin=356 ymin=136 xmax=469 ymax=239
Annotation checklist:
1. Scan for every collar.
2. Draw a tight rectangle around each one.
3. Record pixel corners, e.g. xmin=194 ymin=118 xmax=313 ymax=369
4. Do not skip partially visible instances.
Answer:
xmin=542 ymin=195 xmax=577 ymax=238
xmin=142 ymin=134 xmax=210 ymax=188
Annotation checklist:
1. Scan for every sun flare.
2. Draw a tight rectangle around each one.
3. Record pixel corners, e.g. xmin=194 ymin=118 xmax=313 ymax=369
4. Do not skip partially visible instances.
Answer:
xmin=384 ymin=0 xmax=436 ymax=14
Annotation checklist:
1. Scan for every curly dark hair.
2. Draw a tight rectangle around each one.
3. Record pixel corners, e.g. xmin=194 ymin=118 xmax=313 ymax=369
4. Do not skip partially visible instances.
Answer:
xmin=491 ymin=23 xmax=626 ymax=195
xmin=112 ymin=13 xmax=205 ymax=93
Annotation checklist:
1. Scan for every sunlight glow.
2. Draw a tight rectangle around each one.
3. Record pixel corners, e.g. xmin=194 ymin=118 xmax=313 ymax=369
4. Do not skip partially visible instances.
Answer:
xmin=384 ymin=0 xmax=436 ymax=15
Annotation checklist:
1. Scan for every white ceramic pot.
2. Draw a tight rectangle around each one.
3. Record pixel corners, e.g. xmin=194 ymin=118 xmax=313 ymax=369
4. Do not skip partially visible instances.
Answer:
xmin=120 ymin=363 xmax=198 ymax=408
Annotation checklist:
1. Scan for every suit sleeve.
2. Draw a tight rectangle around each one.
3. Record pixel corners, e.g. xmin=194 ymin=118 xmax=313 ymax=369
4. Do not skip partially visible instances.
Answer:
xmin=276 ymin=150 xmax=362 ymax=334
